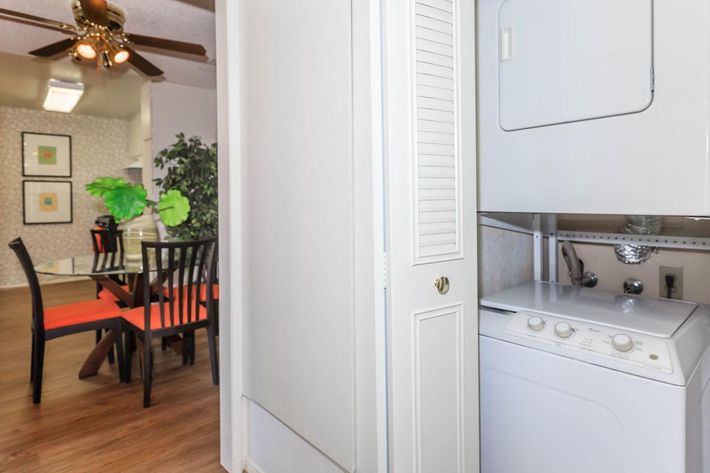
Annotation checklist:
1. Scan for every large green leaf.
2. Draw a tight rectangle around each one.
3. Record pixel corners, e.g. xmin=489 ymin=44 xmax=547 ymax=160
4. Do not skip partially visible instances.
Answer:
xmin=85 ymin=176 xmax=130 ymax=197
xmin=104 ymin=185 xmax=148 ymax=222
xmin=158 ymin=189 xmax=191 ymax=227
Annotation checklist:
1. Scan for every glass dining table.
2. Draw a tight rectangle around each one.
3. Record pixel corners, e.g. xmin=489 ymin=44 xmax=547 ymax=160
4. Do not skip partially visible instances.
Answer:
xmin=35 ymin=252 xmax=182 ymax=379
xmin=35 ymin=252 xmax=159 ymax=309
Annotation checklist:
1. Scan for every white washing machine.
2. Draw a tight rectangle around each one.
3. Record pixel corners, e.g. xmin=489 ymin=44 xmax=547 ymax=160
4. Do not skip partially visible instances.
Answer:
xmin=479 ymin=282 xmax=710 ymax=473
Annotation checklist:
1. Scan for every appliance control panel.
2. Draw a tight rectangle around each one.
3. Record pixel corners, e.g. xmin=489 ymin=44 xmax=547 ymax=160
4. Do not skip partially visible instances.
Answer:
xmin=505 ymin=311 xmax=673 ymax=373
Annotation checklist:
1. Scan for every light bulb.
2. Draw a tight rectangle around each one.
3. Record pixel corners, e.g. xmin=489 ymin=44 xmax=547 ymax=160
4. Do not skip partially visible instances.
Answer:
xmin=76 ymin=41 xmax=97 ymax=59
xmin=113 ymin=48 xmax=130 ymax=64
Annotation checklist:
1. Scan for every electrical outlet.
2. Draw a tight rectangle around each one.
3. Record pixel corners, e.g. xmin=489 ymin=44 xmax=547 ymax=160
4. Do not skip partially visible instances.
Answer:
xmin=659 ymin=266 xmax=684 ymax=300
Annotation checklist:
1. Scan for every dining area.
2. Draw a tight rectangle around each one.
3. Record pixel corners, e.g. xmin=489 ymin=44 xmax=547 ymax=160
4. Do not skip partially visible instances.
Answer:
xmin=1 ymin=223 xmax=222 ymax=472
xmin=11 ymin=227 xmax=220 ymax=403
xmin=0 ymin=132 xmax=221 ymax=471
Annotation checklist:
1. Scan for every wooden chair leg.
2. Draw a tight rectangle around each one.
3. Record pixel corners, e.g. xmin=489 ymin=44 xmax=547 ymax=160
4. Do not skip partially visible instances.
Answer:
xmin=182 ymin=334 xmax=189 ymax=365
xmin=124 ymin=331 xmax=132 ymax=383
xmin=207 ymin=324 xmax=219 ymax=385
xmin=114 ymin=326 xmax=126 ymax=383
xmin=30 ymin=333 xmax=36 ymax=383
xmin=161 ymin=337 xmax=168 ymax=352
xmin=97 ymin=329 xmax=116 ymax=365
xmin=32 ymin=337 xmax=45 ymax=404
xmin=214 ymin=304 xmax=219 ymax=337
xmin=143 ymin=334 xmax=153 ymax=408
xmin=106 ymin=329 xmax=115 ymax=365
xmin=189 ymin=331 xmax=196 ymax=366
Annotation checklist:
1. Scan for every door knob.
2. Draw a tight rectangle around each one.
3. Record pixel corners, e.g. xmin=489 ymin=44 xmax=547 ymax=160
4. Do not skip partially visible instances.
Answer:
xmin=434 ymin=276 xmax=450 ymax=295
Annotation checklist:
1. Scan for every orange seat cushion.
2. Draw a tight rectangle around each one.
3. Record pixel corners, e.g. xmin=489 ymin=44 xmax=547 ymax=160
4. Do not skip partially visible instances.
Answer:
xmin=122 ymin=301 xmax=208 ymax=331
xmin=98 ymin=285 xmax=129 ymax=302
xmin=162 ymin=284 xmax=219 ymax=301
xmin=44 ymin=299 xmax=122 ymax=330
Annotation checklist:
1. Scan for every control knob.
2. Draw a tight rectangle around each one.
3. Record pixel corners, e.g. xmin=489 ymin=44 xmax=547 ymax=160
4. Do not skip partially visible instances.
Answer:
xmin=612 ymin=334 xmax=634 ymax=352
xmin=554 ymin=322 xmax=574 ymax=338
xmin=527 ymin=316 xmax=545 ymax=332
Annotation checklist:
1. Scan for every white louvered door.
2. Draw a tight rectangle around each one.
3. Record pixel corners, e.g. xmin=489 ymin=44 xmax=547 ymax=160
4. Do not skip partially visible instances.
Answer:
xmin=383 ymin=0 xmax=479 ymax=472
xmin=414 ymin=1 xmax=461 ymax=263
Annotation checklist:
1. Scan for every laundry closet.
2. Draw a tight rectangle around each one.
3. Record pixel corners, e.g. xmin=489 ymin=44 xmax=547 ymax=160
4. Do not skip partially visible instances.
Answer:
xmin=476 ymin=0 xmax=710 ymax=472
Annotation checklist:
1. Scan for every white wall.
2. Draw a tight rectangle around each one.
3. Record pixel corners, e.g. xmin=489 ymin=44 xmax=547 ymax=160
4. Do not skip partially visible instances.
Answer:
xmin=149 ymin=82 xmax=218 ymax=196
xmin=558 ymin=243 xmax=710 ymax=304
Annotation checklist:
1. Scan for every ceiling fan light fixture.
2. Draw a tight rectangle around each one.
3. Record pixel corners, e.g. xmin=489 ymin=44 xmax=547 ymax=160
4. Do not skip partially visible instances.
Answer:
xmin=112 ymin=47 xmax=129 ymax=64
xmin=43 ymin=79 xmax=85 ymax=113
xmin=75 ymin=40 xmax=97 ymax=59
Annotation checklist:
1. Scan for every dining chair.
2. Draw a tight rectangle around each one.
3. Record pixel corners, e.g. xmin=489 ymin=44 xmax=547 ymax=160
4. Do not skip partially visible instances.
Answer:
xmin=122 ymin=238 xmax=219 ymax=407
xmin=91 ymin=228 xmax=128 ymax=365
xmin=162 ymin=251 xmax=220 ymax=362
xmin=91 ymin=228 xmax=128 ymax=303
xmin=8 ymin=238 xmax=126 ymax=404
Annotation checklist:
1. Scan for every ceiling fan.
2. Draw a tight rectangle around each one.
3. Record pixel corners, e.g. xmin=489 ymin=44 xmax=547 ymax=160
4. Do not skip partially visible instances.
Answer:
xmin=0 ymin=0 xmax=207 ymax=78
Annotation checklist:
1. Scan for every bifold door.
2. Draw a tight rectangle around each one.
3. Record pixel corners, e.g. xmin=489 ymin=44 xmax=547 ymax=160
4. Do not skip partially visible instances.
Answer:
xmin=384 ymin=0 xmax=479 ymax=471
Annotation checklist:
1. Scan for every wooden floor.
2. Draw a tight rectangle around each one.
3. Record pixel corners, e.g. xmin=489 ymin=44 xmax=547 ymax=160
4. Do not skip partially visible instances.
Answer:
xmin=0 ymin=281 xmax=223 ymax=472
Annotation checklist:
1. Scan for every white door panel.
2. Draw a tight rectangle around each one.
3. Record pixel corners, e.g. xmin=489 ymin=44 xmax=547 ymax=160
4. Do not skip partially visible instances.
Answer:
xmin=384 ymin=0 xmax=479 ymax=471
xmin=499 ymin=0 xmax=654 ymax=130
xmin=244 ymin=0 xmax=355 ymax=470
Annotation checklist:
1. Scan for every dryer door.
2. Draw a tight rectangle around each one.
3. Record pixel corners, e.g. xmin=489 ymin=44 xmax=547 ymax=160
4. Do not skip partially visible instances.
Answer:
xmin=499 ymin=0 xmax=654 ymax=131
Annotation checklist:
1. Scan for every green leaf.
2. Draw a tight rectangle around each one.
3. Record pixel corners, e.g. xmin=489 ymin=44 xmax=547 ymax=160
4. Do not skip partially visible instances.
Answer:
xmin=104 ymin=185 xmax=147 ymax=222
xmin=85 ymin=176 xmax=130 ymax=197
xmin=158 ymin=190 xmax=191 ymax=227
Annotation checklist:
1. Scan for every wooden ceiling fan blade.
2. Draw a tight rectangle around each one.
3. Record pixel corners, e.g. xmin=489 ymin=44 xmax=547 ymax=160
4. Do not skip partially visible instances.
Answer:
xmin=79 ymin=0 xmax=109 ymax=26
xmin=29 ymin=38 xmax=77 ymax=57
xmin=0 ymin=7 xmax=76 ymax=33
xmin=126 ymin=48 xmax=164 ymax=77
xmin=125 ymin=33 xmax=206 ymax=56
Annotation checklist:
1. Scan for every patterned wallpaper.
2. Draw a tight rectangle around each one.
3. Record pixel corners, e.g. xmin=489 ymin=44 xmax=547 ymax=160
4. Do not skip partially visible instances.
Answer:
xmin=0 ymin=106 xmax=130 ymax=287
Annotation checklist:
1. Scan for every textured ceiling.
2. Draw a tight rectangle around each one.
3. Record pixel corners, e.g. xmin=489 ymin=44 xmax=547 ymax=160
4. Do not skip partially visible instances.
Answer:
xmin=0 ymin=0 xmax=216 ymax=89
xmin=0 ymin=51 xmax=144 ymax=118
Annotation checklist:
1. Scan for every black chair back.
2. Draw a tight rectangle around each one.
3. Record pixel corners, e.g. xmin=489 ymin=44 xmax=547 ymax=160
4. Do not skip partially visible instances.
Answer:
xmin=8 ymin=238 xmax=44 ymax=334
xmin=90 ymin=229 xmax=125 ymax=275
xmin=141 ymin=238 xmax=218 ymax=331
xmin=90 ymin=228 xmax=123 ymax=254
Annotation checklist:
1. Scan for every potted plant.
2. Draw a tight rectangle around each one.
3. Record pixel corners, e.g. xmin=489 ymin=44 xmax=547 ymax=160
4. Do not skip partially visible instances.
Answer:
xmin=154 ymin=133 xmax=218 ymax=240
xmin=86 ymin=177 xmax=190 ymax=260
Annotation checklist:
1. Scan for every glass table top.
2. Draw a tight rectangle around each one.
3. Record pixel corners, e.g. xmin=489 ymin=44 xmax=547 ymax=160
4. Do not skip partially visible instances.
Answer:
xmin=34 ymin=253 xmax=148 ymax=277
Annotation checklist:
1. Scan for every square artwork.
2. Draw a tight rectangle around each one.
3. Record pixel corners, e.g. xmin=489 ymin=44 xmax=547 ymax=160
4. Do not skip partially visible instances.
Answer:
xmin=22 ymin=133 xmax=71 ymax=177
xmin=38 ymin=192 xmax=58 ymax=212
xmin=23 ymin=181 xmax=72 ymax=224
xmin=38 ymin=146 xmax=57 ymax=165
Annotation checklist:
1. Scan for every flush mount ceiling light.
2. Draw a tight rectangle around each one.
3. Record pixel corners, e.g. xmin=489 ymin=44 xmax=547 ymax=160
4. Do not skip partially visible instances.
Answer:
xmin=43 ymin=79 xmax=85 ymax=113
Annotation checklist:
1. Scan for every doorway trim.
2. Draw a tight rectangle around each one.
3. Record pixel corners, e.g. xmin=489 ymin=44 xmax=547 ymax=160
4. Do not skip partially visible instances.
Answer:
xmin=216 ymin=0 xmax=245 ymax=470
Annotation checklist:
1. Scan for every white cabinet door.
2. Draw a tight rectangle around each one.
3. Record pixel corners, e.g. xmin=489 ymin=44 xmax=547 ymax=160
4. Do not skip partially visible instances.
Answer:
xmin=383 ymin=0 xmax=479 ymax=471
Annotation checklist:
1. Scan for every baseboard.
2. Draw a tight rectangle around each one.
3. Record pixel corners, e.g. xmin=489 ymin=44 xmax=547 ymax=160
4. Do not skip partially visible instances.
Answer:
xmin=0 ymin=277 xmax=91 ymax=290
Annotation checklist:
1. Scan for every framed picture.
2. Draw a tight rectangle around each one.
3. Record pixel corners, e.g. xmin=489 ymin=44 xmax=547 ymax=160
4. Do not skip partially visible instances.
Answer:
xmin=23 ymin=180 xmax=73 ymax=225
xmin=22 ymin=132 xmax=72 ymax=177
